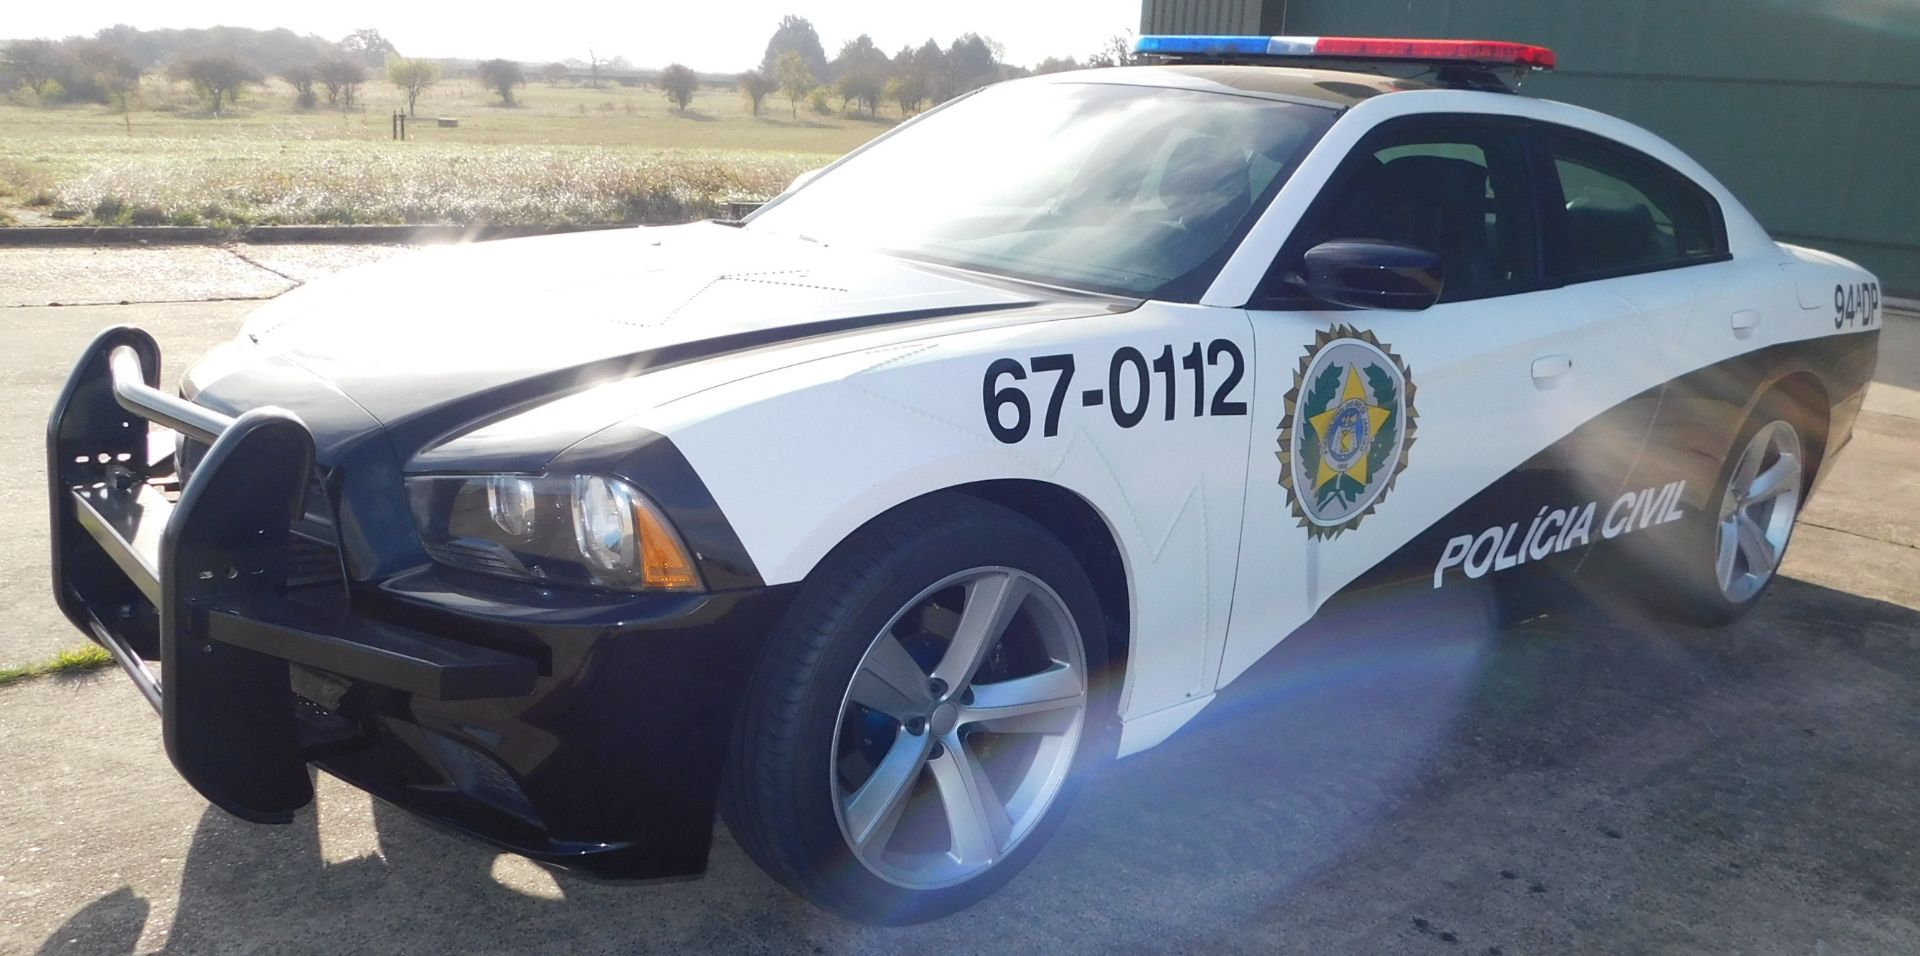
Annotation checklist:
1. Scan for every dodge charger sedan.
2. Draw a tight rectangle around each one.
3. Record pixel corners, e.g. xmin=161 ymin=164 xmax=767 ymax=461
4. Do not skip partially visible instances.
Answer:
xmin=47 ymin=36 xmax=1879 ymax=923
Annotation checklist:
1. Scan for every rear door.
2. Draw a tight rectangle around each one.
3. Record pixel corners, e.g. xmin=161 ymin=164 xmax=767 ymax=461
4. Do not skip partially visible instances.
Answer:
xmin=1218 ymin=113 xmax=1672 ymax=684
xmin=1526 ymin=126 xmax=1762 ymax=522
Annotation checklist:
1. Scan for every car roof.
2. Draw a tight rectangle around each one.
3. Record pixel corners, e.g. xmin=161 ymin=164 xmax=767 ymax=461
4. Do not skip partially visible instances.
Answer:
xmin=1033 ymin=64 xmax=1437 ymax=110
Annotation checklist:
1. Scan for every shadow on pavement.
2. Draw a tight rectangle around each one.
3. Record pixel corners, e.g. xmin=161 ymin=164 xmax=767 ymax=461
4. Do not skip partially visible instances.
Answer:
xmin=39 ymin=575 xmax=1920 ymax=953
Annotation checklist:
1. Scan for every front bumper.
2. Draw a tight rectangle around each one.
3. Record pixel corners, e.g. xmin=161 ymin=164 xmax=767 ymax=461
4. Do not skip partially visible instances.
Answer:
xmin=47 ymin=327 xmax=791 ymax=879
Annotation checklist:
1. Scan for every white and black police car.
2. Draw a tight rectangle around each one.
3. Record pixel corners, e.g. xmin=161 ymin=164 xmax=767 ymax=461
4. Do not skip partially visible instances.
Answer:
xmin=48 ymin=35 xmax=1881 ymax=923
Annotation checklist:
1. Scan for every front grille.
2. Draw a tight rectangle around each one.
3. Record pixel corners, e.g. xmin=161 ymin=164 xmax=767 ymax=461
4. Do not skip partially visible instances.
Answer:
xmin=286 ymin=533 xmax=345 ymax=589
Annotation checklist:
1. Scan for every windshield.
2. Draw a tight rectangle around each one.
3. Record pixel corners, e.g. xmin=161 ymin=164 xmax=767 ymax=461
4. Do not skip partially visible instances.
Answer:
xmin=747 ymin=80 xmax=1335 ymax=299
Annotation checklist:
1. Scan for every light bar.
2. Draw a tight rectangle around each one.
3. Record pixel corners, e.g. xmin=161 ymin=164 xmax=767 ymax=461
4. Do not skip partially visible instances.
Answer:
xmin=1134 ymin=35 xmax=1556 ymax=71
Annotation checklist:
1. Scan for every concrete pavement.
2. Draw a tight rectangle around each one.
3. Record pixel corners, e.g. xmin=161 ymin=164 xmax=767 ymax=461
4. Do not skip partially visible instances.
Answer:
xmin=1 ymin=247 xmax=1916 ymax=953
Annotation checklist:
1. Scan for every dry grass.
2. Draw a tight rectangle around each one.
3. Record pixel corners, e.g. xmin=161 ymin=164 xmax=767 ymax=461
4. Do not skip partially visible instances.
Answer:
xmin=0 ymin=78 xmax=891 ymax=226
xmin=54 ymin=143 xmax=820 ymax=226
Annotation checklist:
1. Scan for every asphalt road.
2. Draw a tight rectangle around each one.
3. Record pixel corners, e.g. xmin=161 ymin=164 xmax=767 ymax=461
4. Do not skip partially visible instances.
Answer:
xmin=3 ymin=244 xmax=1918 ymax=954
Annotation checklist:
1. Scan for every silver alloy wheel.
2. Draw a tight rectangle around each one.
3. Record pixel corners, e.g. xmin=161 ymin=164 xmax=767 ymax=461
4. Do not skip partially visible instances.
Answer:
xmin=1715 ymin=420 xmax=1804 ymax=603
xmin=830 ymin=567 xmax=1089 ymax=890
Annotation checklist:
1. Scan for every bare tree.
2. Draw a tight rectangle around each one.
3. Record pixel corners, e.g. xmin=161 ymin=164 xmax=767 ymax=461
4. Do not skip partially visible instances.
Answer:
xmin=658 ymin=63 xmax=698 ymax=113
xmin=540 ymin=62 xmax=569 ymax=86
xmin=171 ymin=54 xmax=262 ymax=116
xmin=386 ymin=57 xmax=440 ymax=116
xmin=476 ymin=58 xmax=525 ymax=106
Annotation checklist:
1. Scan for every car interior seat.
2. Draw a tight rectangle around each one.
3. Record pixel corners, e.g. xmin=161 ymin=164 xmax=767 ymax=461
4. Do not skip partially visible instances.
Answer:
xmin=1338 ymin=155 xmax=1496 ymax=298
xmin=1563 ymin=198 xmax=1670 ymax=273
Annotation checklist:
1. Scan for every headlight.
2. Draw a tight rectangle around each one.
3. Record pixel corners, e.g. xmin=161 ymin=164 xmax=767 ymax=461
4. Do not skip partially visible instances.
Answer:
xmin=407 ymin=474 xmax=702 ymax=592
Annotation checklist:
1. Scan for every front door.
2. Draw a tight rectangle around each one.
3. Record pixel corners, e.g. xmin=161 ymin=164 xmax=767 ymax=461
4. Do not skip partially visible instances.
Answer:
xmin=1218 ymin=114 xmax=1672 ymax=685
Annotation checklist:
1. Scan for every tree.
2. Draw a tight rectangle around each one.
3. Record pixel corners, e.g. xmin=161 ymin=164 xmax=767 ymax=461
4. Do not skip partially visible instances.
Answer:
xmin=946 ymin=33 xmax=999 ymax=95
xmin=658 ymin=63 xmax=697 ymax=113
xmin=477 ymin=58 xmax=525 ymax=106
xmin=171 ymin=54 xmax=261 ymax=116
xmin=317 ymin=58 xmax=367 ymax=108
xmin=909 ymin=39 xmax=949 ymax=103
xmin=773 ymin=49 xmax=812 ymax=119
xmin=585 ymin=48 xmax=602 ymax=89
xmin=738 ymin=69 xmax=776 ymax=116
xmin=386 ymin=56 xmax=440 ymax=116
xmin=282 ymin=63 xmax=319 ymax=109
xmin=884 ymin=74 xmax=924 ymax=115
xmin=540 ymin=62 xmax=569 ymax=86
xmin=760 ymin=15 xmax=827 ymax=83
xmin=338 ymin=28 xmax=398 ymax=67
xmin=831 ymin=34 xmax=887 ymax=115
xmin=1033 ymin=55 xmax=1080 ymax=75
xmin=80 ymin=44 xmax=142 ymax=129
xmin=1086 ymin=32 xmax=1145 ymax=68
xmin=3 ymin=40 xmax=62 ymax=99
xmin=836 ymin=70 xmax=883 ymax=116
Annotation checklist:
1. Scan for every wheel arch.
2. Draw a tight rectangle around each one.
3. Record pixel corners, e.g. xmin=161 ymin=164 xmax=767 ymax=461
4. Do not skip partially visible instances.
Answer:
xmin=1763 ymin=369 xmax=1831 ymax=484
xmin=944 ymin=479 xmax=1133 ymax=679
xmin=800 ymin=479 xmax=1135 ymax=683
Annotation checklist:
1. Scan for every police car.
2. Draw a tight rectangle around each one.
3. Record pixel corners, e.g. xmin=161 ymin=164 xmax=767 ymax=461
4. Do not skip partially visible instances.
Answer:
xmin=47 ymin=35 xmax=1880 ymax=923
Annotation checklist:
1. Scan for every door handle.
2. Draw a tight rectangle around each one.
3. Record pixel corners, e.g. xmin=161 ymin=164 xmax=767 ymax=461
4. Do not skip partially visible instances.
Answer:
xmin=1731 ymin=310 xmax=1761 ymax=338
xmin=1531 ymin=354 xmax=1573 ymax=389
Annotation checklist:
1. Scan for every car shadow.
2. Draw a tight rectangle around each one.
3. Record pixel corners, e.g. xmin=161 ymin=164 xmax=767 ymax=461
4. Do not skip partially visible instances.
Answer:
xmin=37 ymin=575 xmax=1920 ymax=953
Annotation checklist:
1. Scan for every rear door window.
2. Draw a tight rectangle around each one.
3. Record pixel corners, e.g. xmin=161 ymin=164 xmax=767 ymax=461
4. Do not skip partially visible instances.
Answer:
xmin=1537 ymin=131 xmax=1727 ymax=281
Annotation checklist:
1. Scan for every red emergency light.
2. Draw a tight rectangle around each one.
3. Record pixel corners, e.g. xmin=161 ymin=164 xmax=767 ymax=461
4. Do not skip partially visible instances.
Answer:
xmin=1135 ymin=34 xmax=1557 ymax=73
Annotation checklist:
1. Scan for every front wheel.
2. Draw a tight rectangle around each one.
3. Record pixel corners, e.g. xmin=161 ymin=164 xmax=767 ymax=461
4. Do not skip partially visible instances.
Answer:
xmin=722 ymin=495 xmax=1111 ymax=924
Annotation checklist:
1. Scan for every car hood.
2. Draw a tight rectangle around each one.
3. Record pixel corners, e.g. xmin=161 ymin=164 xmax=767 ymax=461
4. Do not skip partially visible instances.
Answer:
xmin=225 ymin=222 xmax=1054 ymax=431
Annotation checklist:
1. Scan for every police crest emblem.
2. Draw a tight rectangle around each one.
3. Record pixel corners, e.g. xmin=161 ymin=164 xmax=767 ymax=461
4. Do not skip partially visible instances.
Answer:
xmin=1277 ymin=325 xmax=1417 ymax=538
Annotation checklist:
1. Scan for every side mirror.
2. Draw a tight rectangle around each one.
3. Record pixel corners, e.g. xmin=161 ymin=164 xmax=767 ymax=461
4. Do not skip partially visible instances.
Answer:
xmin=1295 ymin=239 xmax=1445 ymax=311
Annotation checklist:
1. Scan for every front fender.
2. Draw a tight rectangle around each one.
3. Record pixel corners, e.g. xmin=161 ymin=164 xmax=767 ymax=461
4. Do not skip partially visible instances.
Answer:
xmin=643 ymin=303 xmax=1258 ymax=729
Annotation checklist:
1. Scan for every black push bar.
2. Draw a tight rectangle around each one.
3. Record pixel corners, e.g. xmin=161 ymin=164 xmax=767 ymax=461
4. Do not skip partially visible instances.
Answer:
xmin=47 ymin=326 xmax=537 ymax=822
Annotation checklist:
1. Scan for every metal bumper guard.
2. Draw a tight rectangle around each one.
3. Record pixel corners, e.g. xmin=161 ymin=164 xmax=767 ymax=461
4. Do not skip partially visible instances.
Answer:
xmin=47 ymin=327 xmax=538 ymax=824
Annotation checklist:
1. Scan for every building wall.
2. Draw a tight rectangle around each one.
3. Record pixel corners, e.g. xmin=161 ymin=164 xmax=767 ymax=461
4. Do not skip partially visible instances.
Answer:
xmin=1140 ymin=0 xmax=1920 ymax=295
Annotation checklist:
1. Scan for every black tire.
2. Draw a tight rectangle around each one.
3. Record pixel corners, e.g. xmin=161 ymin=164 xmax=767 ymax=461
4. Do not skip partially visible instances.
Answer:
xmin=721 ymin=494 xmax=1113 ymax=925
xmin=1651 ymin=391 xmax=1815 ymax=626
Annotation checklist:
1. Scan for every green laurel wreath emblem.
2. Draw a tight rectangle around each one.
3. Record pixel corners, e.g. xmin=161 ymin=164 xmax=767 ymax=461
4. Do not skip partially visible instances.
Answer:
xmin=1276 ymin=325 xmax=1418 ymax=539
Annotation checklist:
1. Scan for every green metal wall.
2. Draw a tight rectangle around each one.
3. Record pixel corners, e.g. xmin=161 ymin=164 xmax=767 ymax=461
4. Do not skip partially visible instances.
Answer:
xmin=1143 ymin=0 xmax=1920 ymax=295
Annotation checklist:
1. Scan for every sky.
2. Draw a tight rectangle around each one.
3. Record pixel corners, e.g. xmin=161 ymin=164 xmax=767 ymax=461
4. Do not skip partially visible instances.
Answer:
xmin=6 ymin=1 xmax=1143 ymax=72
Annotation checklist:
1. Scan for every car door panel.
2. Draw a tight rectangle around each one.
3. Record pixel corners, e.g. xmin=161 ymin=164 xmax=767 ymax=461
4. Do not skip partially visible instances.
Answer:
xmin=1222 ymin=286 xmax=1668 ymax=682
xmin=1216 ymin=114 xmax=1674 ymax=686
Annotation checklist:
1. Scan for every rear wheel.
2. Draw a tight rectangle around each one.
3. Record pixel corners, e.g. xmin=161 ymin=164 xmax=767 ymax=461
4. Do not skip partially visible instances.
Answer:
xmin=1713 ymin=419 xmax=1804 ymax=607
xmin=722 ymin=496 xmax=1110 ymax=924
xmin=1659 ymin=397 xmax=1810 ymax=625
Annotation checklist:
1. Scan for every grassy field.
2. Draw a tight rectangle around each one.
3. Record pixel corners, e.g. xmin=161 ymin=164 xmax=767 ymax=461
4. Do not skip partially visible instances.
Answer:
xmin=0 ymin=77 xmax=896 ymax=226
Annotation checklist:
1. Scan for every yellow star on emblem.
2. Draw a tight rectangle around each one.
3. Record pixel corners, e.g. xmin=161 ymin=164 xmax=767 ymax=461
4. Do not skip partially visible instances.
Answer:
xmin=1307 ymin=365 xmax=1393 ymax=491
